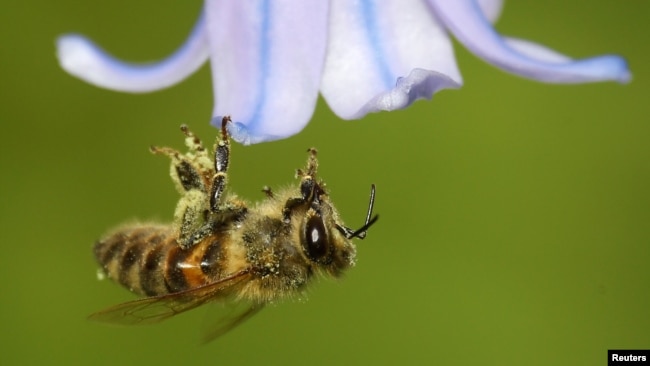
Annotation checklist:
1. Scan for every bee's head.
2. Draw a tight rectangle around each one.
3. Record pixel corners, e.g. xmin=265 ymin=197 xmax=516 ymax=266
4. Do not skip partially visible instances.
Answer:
xmin=284 ymin=149 xmax=378 ymax=276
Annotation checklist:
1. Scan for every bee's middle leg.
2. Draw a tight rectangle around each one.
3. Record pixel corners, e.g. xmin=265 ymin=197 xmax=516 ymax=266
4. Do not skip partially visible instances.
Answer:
xmin=210 ymin=116 xmax=232 ymax=212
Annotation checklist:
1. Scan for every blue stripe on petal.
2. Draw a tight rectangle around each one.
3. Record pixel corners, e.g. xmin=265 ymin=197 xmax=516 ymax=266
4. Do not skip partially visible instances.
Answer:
xmin=248 ymin=0 xmax=271 ymax=132
xmin=209 ymin=0 xmax=328 ymax=144
xmin=360 ymin=0 xmax=394 ymax=89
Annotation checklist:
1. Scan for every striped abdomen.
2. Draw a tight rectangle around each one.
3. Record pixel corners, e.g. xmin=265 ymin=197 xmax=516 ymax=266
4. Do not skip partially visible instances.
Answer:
xmin=94 ymin=225 xmax=227 ymax=297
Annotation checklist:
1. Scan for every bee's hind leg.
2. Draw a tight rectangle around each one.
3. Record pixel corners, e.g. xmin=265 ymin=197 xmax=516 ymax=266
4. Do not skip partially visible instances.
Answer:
xmin=180 ymin=124 xmax=211 ymax=162
xmin=172 ymin=191 xmax=210 ymax=249
xmin=152 ymin=125 xmax=215 ymax=250
xmin=151 ymin=150 xmax=206 ymax=195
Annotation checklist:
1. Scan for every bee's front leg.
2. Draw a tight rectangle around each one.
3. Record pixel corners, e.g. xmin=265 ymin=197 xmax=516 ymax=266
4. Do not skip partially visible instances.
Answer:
xmin=282 ymin=148 xmax=320 ymax=223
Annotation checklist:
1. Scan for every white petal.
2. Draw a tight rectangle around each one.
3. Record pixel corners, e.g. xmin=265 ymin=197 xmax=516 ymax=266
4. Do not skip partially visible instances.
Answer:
xmin=429 ymin=0 xmax=631 ymax=83
xmin=206 ymin=0 xmax=328 ymax=145
xmin=321 ymin=0 xmax=462 ymax=120
xmin=56 ymin=11 xmax=209 ymax=92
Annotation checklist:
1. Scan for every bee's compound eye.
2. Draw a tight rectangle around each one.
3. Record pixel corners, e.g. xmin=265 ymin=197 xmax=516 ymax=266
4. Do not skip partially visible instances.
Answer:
xmin=303 ymin=215 xmax=329 ymax=262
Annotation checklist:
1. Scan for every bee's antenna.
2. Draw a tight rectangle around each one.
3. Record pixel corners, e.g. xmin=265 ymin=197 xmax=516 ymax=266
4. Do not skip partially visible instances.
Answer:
xmin=337 ymin=184 xmax=378 ymax=240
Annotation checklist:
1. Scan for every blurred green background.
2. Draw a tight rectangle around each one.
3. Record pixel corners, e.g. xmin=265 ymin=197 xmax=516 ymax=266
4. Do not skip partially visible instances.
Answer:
xmin=1 ymin=1 xmax=648 ymax=365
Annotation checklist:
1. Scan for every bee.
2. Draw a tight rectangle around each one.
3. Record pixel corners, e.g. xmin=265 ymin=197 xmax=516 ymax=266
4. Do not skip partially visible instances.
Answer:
xmin=91 ymin=116 xmax=378 ymax=342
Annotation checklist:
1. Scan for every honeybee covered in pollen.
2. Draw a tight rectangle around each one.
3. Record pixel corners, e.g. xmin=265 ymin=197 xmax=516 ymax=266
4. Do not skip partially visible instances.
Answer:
xmin=91 ymin=116 xmax=378 ymax=342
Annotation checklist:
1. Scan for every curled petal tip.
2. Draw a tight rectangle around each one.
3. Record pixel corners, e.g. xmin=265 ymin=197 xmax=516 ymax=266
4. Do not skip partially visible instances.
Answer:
xmin=226 ymin=121 xmax=258 ymax=146
xmin=511 ymin=54 xmax=633 ymax=85
xmin=56 ymin=12 xmax=209 ymax=92
xmin=211 ymin=116 xmax=285 ymax=146
xmin=605 ymin=56 xmax=632 ymax=84
xmin=352 ymin=69 xmax=461 ymax=119
xmin=56 ymin=34 xmax=163 ymax=92
xmin=550 ymin=54 xmax=632 ymax=84
xmin=502 ymin=38 xmax=632 ymax=84
xmin=431 ymin=1 xmax=632 ymax=85
xmin=57 ymin=35 xmax=103 ymax=83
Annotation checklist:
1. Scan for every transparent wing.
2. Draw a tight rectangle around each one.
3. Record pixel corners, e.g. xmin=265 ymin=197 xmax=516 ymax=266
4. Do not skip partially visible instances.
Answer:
xmin=200 ymin=300 xmax=265 ymax=344
xmin=88 ymin=269 xmax=253 ymax=325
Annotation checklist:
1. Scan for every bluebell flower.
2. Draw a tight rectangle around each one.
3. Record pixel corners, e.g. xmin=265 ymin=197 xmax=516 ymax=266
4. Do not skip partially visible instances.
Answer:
xmin=57 ymin=0 xmax=630 ymax=145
